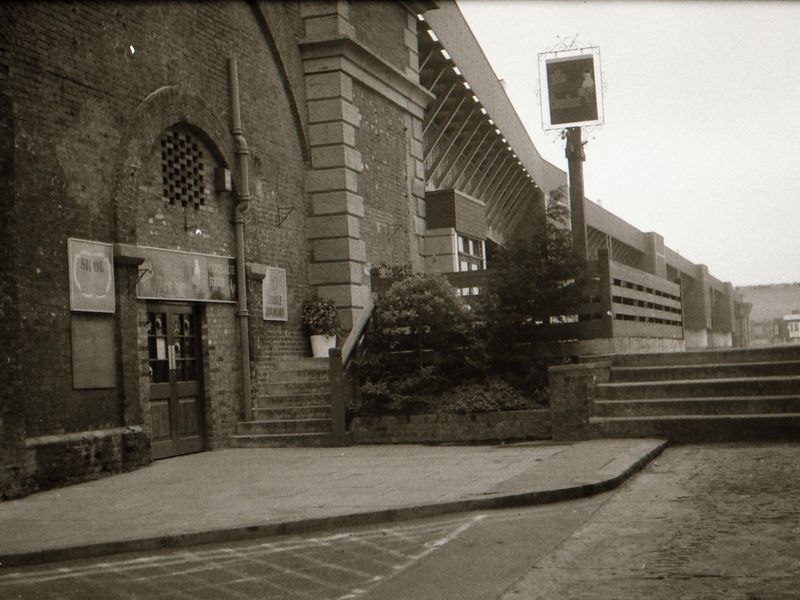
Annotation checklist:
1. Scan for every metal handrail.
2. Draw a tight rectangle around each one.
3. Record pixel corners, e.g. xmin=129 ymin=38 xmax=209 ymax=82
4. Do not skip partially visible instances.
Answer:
xmin=328 ymin=297 xmax=374 ymax=447
xmin=340 ymin=296 xmax=374 ymax=370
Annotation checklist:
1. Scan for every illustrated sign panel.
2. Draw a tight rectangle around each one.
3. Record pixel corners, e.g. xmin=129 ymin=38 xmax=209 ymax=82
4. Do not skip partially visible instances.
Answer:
xmin=136 ymin=246 xmax=236 ymax=303
xmin=539 ymin=47 xmax=604 ymax=130
xmin=68 ymin=238 xmax=115 ymax=313
xmin=262 ymin=267 xmax=288 ymax=322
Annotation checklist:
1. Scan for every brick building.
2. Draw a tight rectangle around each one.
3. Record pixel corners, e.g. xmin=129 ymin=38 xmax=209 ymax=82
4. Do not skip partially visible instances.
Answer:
xmin=1 ymin=1 xmax=748 ymax=499
xmin=0 ymin=1 xmax=436 ymax=498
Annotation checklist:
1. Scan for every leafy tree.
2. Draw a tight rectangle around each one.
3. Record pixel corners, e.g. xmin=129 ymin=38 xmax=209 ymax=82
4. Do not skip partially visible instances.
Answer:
xmin=482 ymin=199 xmax=585 ymax=336
xmin=478 ymin=198 xmax=587 ymax=391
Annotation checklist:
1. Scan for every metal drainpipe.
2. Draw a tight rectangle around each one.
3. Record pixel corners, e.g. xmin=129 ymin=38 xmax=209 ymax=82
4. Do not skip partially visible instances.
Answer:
xmin=229 ymin=57 xmax=252 ymax=420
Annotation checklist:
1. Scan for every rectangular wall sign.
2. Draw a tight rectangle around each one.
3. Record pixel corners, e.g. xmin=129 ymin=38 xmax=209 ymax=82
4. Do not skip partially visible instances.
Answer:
xmin=538 ymin=46 xmax=604 ymax=130
xmin=68 ymin=238 xmax=115 ymax=313
xmin=263 ymin=266 xmax=288 ymax=321
xmin=136 ymin=246 xmax=236 ymax=303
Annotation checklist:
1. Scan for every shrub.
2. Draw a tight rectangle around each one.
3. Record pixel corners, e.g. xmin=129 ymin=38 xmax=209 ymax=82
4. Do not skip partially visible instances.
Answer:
xmin=302 ymin=295 xmax=339 ymax=336
xmin=423 ymin=377 xmax=547 ymax=415
xmin=356 ymin=272 xmax=483 ymax=415
xmin=373 ymin=273 xmax=473 ymax=362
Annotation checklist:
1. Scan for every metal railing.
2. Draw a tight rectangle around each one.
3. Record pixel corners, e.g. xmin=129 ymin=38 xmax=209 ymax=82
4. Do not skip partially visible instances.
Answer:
xmin=327 ymin=297 xmax=374 ymax=446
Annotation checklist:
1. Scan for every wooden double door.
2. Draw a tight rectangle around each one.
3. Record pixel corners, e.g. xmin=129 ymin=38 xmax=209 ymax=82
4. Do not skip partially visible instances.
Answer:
xmin=146 ymin=303 xmax=205 ymax=459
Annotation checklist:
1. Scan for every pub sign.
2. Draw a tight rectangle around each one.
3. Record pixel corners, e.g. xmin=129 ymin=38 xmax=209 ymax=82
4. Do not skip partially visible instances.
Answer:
xmin=538 ymin=46 xmax=604 ymax=130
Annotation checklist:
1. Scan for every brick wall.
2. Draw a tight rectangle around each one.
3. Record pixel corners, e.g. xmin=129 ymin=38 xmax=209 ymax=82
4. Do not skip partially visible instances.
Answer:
xmin=2 ymin=0 xmax=435 ymax=498
xmin=0 ymin=40 xmax=26 ymax=496
xmin=1 ymin=1 xmax=313 ymax=497
xmin=202 ymin=304 xmax=242 ymax=449
xmin=23 ymin=427 xmax=150 ymax=497
xmin=350 ymin=409 xmax=552 ymax=444
xmin=354 ymin=82 xmax=413 ymax=269
xmin=350 ymin=2 xmax=408 ymax=72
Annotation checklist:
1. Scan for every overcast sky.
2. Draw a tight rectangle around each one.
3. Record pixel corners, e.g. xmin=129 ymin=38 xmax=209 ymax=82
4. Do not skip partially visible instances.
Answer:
xmin=456 ymin=0 xmax=800 ymax=287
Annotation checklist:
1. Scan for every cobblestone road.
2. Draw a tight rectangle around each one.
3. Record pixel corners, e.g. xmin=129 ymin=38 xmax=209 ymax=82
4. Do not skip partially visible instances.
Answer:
xmin=503 ymin=443 xmax=800 ymax=599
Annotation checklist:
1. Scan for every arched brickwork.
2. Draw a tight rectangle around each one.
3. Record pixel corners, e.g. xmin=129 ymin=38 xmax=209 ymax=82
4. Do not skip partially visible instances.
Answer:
xmin=110 ymin=84 xmax=242 ymax=448
xmin=250 ymin=2 xmax=310 ymax=161
xmin=112 ymin=84 xmax=237 ymax=245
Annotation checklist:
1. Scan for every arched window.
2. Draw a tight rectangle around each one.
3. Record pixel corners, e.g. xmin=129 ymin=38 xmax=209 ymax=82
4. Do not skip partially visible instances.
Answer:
xmin=160 ymin=127 xmax=207 ymax=208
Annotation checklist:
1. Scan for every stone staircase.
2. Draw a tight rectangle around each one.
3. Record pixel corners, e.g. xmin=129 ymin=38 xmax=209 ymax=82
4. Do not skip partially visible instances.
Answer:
xmin=229 ymin=358 xmax=333 ymax=447
xmin=590 ymin=345 xmax=800 ymax=442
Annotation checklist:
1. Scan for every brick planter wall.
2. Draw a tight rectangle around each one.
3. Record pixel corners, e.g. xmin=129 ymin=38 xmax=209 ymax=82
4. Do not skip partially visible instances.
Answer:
xmin=349 ymin=409 xmax=551 ymax=444
xmin=3 ymin=427 xmax=150 ymax=500
xmin=549 ymin=362 xmax=611 ymax=441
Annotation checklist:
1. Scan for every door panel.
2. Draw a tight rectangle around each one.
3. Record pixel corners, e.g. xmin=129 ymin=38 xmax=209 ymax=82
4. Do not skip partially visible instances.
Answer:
xmin=150 ymin=400 xmax=172 ymax=442
xmin=147 ymin=303 xmax=205 ymax=459
xmin=178 ymin=398 xmax=199 ymax=436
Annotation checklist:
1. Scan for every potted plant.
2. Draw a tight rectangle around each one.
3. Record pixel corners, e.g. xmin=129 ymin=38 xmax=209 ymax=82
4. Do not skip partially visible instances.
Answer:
xmin=302 ymin=295 xmax=340 ymax=358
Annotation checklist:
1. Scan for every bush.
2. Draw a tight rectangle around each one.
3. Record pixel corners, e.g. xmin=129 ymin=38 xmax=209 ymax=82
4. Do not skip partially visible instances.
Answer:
xmin=356 ymin=272 xmax=483 ymax=415
xmin=423 ymin=377 xmax=547 ymax=415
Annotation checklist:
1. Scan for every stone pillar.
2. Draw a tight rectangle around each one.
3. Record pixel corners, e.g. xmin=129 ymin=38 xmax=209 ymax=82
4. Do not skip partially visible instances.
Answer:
xmin=404 ymin=12 xmax=427 ymax=271
xmin=642 ymin=231 xmax=667 ymax=279
xmin=684 ymin=264 xmax=711 ymax=331
xmin=114 ymin=244 xmax=149 ymax=429
xmin=302 ymin=0 xmax=356 ymax=38
xmin=549 ymin=361 xmax=611 ymax=441
xmin=681 ymin=264 xmax=711 ymax=348
xmin=597 ymin=247 xmax=614 ymax=338
xmin=302 ymin=1 xmax=367 ymax=331
xmin=720 ymin=282 xmax=735 ymax=332
xmin=407 ymin=112 xmax=427 ymax=273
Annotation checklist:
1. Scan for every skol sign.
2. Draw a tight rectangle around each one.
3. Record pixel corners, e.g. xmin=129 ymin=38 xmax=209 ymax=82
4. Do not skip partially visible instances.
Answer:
xmin=68 ymin=238 xmax=115 ymax=313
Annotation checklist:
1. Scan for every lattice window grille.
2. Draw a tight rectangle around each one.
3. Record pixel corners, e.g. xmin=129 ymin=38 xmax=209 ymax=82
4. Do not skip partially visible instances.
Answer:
xmin=160 ymin=129 xmax=206 ymax=208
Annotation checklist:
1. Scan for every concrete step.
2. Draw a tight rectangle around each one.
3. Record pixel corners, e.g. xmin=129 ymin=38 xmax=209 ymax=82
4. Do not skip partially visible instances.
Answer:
xmin=604 ymin=345 xmax=800 ymax=368
xmin=271 ymin=368 xmax=329 ymax=383
xmin=252 ymin=405 xmax=332 ymax=420
xmin=228 ymin=432 xmax=332 ymax=448
xmin=597 ymin=376 xmax=800 ymax=401
xmin=236 ymin=419 xmax=332 ymax=435
xmin=253 ymin=392 xmax=330 ymax=408
xmin=609 ymin=360 xmax=800 ymax=383
xmin=266 ymin=380 xmax=330 ymax=395
xmin=594 ymin=395 xmax=800 ymax=418
xmin=275 ymin=357 xmax=329 ymax=372
xmin=590 ymin=413 xmax=800 ymax=443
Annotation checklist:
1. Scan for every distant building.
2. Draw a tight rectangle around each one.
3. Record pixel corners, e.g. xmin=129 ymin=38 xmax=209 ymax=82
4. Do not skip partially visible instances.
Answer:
xmin=772 ymin=311 xmax=800 ymax=344
xmin=737 ymin=284 xmax=800 ymax=345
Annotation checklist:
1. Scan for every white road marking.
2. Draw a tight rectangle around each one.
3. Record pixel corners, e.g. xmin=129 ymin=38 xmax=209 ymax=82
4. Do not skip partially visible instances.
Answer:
xmin=0 ymin=514 xmax=489 ymax=600
xmin=337 ymin=514 xmax=486 ymax=600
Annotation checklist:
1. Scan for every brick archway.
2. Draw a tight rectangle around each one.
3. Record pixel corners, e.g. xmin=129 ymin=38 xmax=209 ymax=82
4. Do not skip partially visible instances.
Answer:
xmin=111 ymin=84 xmax=237 ymax=245
xmin=111 ymin=84 xmax=239 ymax=437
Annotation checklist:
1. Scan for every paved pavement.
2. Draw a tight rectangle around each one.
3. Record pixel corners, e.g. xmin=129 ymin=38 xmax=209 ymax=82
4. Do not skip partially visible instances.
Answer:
xmin=0 ymin=439 xmax=666 ymax=567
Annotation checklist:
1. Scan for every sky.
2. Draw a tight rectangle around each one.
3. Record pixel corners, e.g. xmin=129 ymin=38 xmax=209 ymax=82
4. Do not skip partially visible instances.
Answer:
xmin=456 ymin=0 xmax=800 ymax=287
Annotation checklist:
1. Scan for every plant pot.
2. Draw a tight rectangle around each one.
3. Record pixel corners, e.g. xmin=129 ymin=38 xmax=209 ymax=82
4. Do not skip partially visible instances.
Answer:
xmin=310 ymin=334 xmax=337 ymax=358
